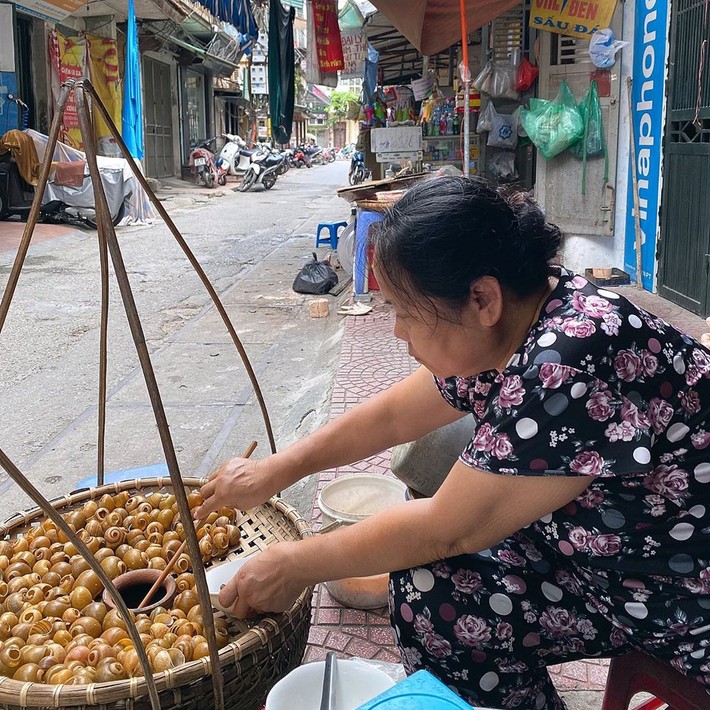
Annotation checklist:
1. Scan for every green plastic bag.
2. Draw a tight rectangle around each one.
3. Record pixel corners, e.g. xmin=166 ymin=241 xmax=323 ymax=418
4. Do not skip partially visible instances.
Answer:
xmin=568 ymin=81 xmax=608 ymax=194
xmin=519 ymin=80 xmax=584 ymax=159
xmin=569 ymin=81 xmax=604 ymax=158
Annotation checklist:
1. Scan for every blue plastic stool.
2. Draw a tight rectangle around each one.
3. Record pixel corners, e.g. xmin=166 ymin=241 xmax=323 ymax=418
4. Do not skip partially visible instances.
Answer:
xmin=316 ymin=221 xmax=348 ymax=249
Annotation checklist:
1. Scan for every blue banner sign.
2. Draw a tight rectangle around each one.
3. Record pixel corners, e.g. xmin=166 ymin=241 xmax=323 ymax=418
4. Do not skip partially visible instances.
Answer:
xmin=624 ymin=0 xmax=670 ymax=291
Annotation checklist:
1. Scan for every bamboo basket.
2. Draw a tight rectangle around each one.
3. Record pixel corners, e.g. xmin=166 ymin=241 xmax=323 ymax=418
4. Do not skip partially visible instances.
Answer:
xmin=0 ymin=477 xmax=313 ymax=710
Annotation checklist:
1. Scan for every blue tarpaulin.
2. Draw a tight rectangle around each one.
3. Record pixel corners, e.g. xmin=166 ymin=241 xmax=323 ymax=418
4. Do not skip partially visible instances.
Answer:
xmin=121 ymin=0 xmax=144 ymax=159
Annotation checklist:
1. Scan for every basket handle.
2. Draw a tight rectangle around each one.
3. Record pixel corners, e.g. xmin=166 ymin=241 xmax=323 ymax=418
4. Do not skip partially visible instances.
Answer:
xmin=0 ymin=447 xmax=162 ymax=710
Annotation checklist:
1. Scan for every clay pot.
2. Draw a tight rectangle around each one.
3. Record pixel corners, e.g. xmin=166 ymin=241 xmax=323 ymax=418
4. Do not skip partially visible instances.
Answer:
xmin=102 ymin=569 xmax=176 ymax=615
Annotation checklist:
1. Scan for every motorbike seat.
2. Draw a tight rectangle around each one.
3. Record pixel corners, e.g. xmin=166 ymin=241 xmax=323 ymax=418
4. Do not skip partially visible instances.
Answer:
xmin=264 ymin=155 xmax=282 ymax=167
xmin=239 ymin=149 xmax=257 ymax=157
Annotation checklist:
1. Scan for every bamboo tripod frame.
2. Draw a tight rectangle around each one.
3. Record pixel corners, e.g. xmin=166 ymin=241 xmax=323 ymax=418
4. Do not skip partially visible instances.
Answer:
xmin=0 ymin=78 xmax=281 ymax=709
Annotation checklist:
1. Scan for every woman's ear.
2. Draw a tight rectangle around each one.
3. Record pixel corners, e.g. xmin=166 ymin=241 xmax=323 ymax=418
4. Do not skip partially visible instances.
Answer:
xmin=469 ymin=277 xmax=504 ymax=327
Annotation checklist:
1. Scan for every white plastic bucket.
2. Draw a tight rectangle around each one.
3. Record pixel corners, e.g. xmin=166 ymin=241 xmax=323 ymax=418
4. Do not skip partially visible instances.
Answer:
xmin=318 ymin=474 xmax=407 ymax=527
xmin=318 ymin=475 xmax=406 ymax=609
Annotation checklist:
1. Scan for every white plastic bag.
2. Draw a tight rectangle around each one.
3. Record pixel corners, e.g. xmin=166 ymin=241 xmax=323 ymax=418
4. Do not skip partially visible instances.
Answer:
xmin=487 ymin=106 xmax=518 ymax=149
xmin=488 ymin=151 xmax=518 ymax=182
xmin=589 ymin=29 xmax=629 ymax=68
xmin=477 ymin=102 xmax=495 ymax=133
xmin=473 ymin=60 xmax=519 ymax=99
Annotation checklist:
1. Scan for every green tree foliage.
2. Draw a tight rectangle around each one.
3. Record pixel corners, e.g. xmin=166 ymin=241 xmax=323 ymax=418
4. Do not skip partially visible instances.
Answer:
xmin=326 ymin=90 xmax=360 ymax=125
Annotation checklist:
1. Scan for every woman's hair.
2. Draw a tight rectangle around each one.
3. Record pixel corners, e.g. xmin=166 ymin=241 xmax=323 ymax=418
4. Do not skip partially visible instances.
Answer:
xmin=371 ymin=176 xmax=561 ymax=317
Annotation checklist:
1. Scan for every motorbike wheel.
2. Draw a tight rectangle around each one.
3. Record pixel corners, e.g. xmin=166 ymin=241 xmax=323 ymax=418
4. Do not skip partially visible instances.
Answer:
xmin=239 ymin=171 xmax=257 ymax=192
xmin=348 ymin=169 xmax=357 ymax=186
xmin=0 ymin=190 xmax=8 ymax=220
xmin=263 ymin=173 xmax=277 ymax=190
xmin=295 ymin=160 xmax=303 ymax=168
xmin=355 ymin=167 xmax=367 ymax=185
xmin=85 ymin=200 xmax=126 ymax=230
xmin=217 ymin=173 xmax=227 ymax=186
xmin=202 ymin=167 xmax=215 ymax=189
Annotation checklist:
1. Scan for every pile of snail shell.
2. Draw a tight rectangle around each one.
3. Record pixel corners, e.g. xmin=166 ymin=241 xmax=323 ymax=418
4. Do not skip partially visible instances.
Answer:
xmin=0 ymin=490 xmax=243 ymax=685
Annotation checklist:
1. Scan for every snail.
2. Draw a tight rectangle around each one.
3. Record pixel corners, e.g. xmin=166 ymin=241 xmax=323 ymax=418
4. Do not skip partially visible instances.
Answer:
xmin=0 ymin=489 xmax=244 ymax=686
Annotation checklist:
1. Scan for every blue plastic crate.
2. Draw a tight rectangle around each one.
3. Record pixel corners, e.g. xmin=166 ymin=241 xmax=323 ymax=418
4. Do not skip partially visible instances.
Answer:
xmin=357 ymin=670 xmax=474 ymax=709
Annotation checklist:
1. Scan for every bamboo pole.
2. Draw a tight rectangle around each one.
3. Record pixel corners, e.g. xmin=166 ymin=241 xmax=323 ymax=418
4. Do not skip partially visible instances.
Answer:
xmin=74 ymin=79 xmax=225 ymax=710
xmin=0 ymin=448 xmax=162 ymax=709
xmin=83 ymin=80 xmax=277 ymax=456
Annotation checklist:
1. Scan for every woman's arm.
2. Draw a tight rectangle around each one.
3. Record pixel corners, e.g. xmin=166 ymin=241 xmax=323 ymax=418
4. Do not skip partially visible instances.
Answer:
xmin=221 ymin=462 xmax=592 ymax=617
xmin=197 ymin=366 xmax=465 ymax=516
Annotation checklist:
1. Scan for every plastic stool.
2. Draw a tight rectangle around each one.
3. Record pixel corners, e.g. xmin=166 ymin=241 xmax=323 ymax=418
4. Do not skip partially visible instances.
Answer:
xmin=601 ymin=651 xmax=709 ymax=710
xmin=316 ymin=221 xmax=347 ymax=249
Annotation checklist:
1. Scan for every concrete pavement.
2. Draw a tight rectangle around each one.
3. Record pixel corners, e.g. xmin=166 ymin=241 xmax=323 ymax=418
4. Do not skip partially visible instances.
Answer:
xmin=0 ymin=160 xmax=353 ymax=519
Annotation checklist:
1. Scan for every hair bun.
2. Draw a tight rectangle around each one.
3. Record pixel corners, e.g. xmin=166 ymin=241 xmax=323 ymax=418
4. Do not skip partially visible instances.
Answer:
xmin=501 ymin=190 xmax=561 ymax=264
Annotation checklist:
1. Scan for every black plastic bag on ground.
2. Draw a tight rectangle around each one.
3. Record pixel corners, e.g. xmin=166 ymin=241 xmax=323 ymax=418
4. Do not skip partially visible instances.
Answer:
xmin=293 ymin=252 xmax=338 ymax=294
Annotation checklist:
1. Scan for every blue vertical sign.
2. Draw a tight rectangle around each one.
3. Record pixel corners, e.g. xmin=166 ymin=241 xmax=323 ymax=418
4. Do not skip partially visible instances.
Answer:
xmin=0 ymin=3 xmax=18 ymax=133
xmin=624 ymin=0 xmax=671 ymax=291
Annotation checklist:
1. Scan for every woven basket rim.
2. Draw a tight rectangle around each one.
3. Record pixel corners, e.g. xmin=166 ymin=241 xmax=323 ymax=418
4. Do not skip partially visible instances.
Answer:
xmin=0 ymin=477 xmax=313 ymax=706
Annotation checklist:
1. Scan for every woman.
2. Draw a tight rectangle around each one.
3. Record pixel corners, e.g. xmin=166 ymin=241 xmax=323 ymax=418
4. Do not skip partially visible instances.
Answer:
xmin=196 ymin=177 xmax=710 ymax=708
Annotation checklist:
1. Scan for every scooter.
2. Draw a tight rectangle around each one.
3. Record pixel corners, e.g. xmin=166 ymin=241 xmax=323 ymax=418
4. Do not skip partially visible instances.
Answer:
xmin=189 ymin=138 xmax=225 ymax=188
xmin=217 ymin=133 xmax=252 ymax=177
xmin=348 ymin=150 xmax=369 ymax=185
xmin=238 ymin=150 xmax=284 ymax=192
xmin=0 ymin=130 xmax=132 ymax=228
xmin=293 ymin=145 xmax=311 ymax=168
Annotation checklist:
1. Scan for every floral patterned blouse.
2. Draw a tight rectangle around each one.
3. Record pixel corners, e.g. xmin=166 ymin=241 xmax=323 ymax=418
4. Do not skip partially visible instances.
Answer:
xmin=436 ymin=267 xmax=710 ymax=621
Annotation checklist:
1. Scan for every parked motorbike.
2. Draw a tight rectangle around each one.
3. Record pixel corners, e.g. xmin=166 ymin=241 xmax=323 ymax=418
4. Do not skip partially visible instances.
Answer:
xmin=293 ymin=145 xmax=311 ymax=168
xmin=238 ymin=149 xmax=284 ymax=192
xmin=0 ymin=150 xmax=132 ymax=228
xmin=217 ymin=133 xmax=252 ymax=177
xmin=348 ymin=150 xmax=369 ymax=186
xmin=189 ymin=138 xmax=224 ymax=188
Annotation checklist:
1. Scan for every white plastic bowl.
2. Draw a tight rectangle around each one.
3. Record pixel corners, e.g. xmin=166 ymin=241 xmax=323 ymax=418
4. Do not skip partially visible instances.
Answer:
xmin=265 ymin=659 xmax=395 ymax=710
xmin=205 ymin=556 xmax=252 ymax=614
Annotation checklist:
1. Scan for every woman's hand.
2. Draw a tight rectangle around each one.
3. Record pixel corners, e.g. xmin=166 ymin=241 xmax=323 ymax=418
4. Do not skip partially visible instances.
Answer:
xmin=195 ymin=457 xmax=275 ymax=519
xmin=219 ymin=543 xmax=305 ymax=619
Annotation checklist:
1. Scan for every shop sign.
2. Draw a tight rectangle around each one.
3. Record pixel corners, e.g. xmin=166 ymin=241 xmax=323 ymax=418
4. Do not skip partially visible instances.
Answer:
xmin=49 ymin=31 xmax=87 ymax=149
xmin=340 ymin=29 xmax=366 ymax=79
xmin=624 ymin=0 xmax=670 ymax=290
xmin=529 ymin=0 xmax=618 ymax=39
xmin=410 ymin=76 xmax=434 ymax=101
xmin=372 ymin=126 xmax=422 ymax=163
xmin=9 ymin=0 xmax=84 ymax=23
xmin=312 ymin=0 xmax=344 ymax=73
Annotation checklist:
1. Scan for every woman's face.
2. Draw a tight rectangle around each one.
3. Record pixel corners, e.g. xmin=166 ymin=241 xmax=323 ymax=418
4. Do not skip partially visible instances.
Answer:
xmin=376 ymin=269 xmax=500 ymax=379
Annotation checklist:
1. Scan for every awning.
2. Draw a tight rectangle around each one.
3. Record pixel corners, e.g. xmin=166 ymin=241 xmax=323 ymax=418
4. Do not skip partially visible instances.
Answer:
xmin=369 ymin=0 xmax=521 ymax=56
xmin=168 ymin=35 xmax=240 ymax=74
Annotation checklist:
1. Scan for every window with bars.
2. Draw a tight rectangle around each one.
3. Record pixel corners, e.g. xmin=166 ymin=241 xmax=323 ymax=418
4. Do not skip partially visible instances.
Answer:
xmin=490 ymin=3 xmax=529 ymax=59
xmin=549 ymin=33 xmax=592 ymax=66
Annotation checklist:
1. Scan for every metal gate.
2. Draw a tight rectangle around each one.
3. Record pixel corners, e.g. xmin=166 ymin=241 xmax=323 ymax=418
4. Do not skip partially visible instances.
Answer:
xmin=143 ymin=57 xmax=174 ymax=179
xmin=659 ymin=0 xmax=710 ymax=315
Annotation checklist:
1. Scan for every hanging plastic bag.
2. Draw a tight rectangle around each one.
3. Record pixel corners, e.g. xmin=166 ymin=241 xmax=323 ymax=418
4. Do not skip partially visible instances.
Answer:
xmin=515 ymin=58 xmax=539 ymax=92
xmin=569 ymin=81 xmax=605 ymax=158
xmin=589 ymin=29 xmax=629 ymax=69
xmin=568 ymin=81 xmax=608 ymax=195
xmin=476 ymin=102 xmax=495 ymax=133
xmin=488 ymin=151 xmax=518 ymax=182
xmin=292 ymin=253 xmax=338 ymax=295
xmin=473 ymin=60 xmax=519 ymax=100
xmin=487 ymin=106 xmax=518 ymax=149
xmin=519 ymin=81 xmax=584 ymax=159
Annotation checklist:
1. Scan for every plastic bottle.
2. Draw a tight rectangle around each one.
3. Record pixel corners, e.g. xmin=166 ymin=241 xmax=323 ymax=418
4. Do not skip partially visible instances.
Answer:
xmin=432 ymin=108 xmax=440 ymax=136
xmin=439 ymin=110 xmax=447 ymax=136
xmin=453 ymin=113 xmax=460 ymax=135
xmin=446 ymin=111 xmax=453 ymax=136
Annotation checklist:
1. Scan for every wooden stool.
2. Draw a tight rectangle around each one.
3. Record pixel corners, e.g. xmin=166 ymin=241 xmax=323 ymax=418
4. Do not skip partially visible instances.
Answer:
xmin=601 ymin=651 xmax=709 ymax=710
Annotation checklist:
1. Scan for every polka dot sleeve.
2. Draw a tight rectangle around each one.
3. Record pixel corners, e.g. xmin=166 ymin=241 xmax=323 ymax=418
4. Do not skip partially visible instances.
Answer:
xmin=459 ymin=364 xmax=655 ymax=478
